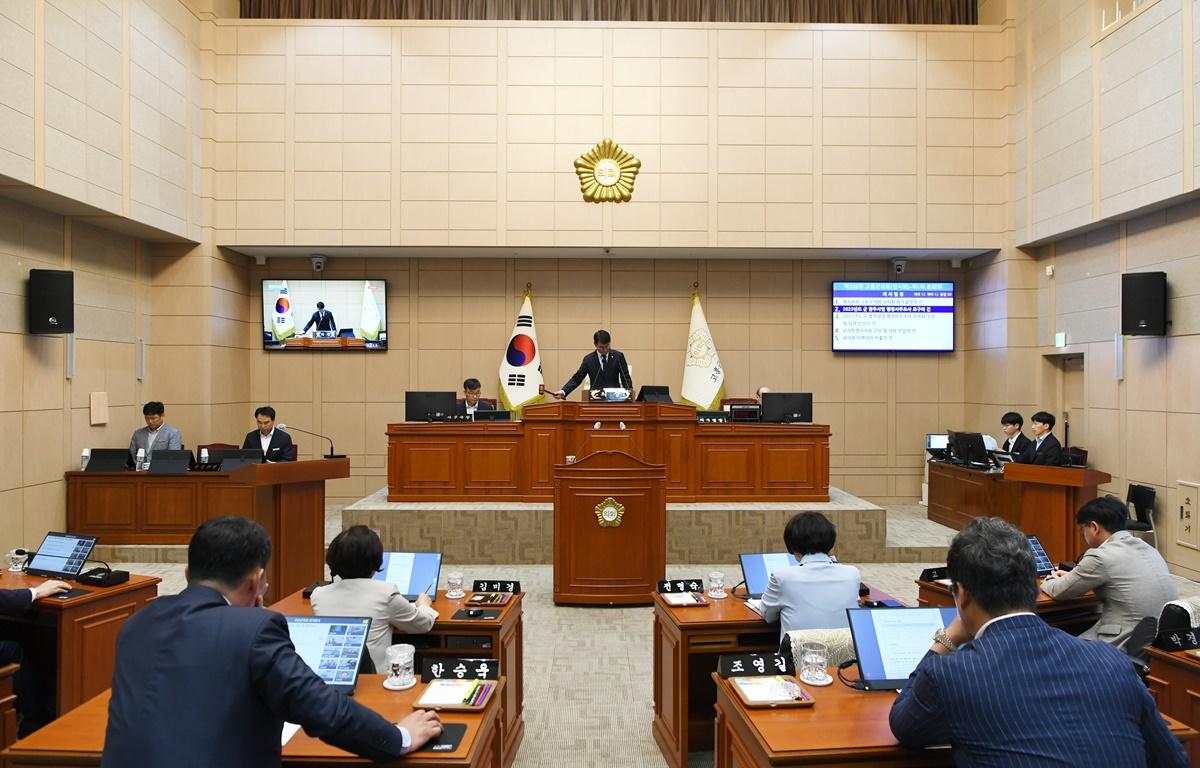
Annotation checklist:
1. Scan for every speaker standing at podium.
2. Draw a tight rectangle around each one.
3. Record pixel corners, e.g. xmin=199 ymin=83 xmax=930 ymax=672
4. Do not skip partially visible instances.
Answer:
xmin=301 ymin=301 xmax=336 ymax=335
xmin=552 ymin=329 xmax=632 ymax=399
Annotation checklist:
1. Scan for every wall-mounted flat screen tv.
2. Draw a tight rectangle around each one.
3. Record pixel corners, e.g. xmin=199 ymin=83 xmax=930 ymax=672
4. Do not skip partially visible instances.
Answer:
xmin=832 ymin=281 xmax=955 ymax=352
xmin=262 ymin=279 xmax=387 ymax=350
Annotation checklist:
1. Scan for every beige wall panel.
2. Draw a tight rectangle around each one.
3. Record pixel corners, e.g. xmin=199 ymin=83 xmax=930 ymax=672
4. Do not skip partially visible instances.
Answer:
xmin=1126 ymin=410 xmax=1167 ymax=488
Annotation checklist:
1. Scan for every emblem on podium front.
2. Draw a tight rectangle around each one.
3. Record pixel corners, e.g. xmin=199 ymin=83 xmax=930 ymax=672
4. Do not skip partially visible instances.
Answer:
xmin=594 ymin=497 xmax=625 ymax=528
xmin=574 ymin=139 xmax=641 ymax=203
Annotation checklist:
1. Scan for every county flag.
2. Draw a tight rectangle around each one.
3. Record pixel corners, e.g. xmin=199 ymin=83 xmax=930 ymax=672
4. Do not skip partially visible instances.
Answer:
xmin=499 ymin=292 xmax=544 ymax=413
xmin=358 ymin=280 xmax=383 ymax=340
xmin=681 ymin=290 xmax=724 ymax=410
xmin=272 ymin=282 xmax=296 ymax=341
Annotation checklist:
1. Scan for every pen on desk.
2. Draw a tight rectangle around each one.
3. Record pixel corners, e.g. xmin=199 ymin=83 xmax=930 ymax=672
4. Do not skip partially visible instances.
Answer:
xmin=461 ymin=680 xmax=481 ymax=705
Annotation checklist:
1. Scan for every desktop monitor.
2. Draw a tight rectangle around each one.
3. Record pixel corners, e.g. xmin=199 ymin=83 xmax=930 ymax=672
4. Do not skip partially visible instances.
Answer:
xmin=847 ymin=606 xmax=959 ymax=690
xmin=405 ymin=391 xmax=456 ymax=422
xmin=146 ymin=449 xmax=193 ymax=475
xmin=373 ymin=551 xmax=443 ymax=601
xmin=951 ymin=431 xmax=990 ymax=466
xmin=285 ymin=616 xmax=372 ymax=695
xmin=925 ymin=433 xmax=950 ymax=460
xmin=738 ymin=552 xmax=800 ymax=598
xmin=760 ymin=392 xmax=813 ymax=424
xmin=84 ymin=448 xmax=132 ymax=472
xmin=213 ymin=448 xmax=262 ymax=470
xmin=26 ymin=532 xmax=98 ymax=579
xmin=636 ymin=385 xmax=672 ymax=403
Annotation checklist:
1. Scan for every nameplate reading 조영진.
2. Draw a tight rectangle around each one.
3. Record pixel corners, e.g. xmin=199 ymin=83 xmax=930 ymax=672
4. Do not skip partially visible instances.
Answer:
xmin=718 ymin=652 xmax=795 ymax=679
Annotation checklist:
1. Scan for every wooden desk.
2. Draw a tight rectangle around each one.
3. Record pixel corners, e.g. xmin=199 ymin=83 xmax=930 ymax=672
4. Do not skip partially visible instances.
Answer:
xmin=272 ymin=589 xmax=523 ymax=768
xmin=387 ymin=402 xmax=831 ymax=503
xmin=0 ymin=572 xmax=159 ymax=716
xmin=1148 ymin=646 xmax=1200 ymax=766
xmin=0 ymin=676 xmax=503 ymax=767
xmin=915 ymin=579 xmax=1100 ymax=635
xmin=713 ymin=671 xmax=1197 ymax=767
xmin=66 ymin=458 xmax=349 ymax=602
xmin=0 ymin=663 xmax=18 ymax=757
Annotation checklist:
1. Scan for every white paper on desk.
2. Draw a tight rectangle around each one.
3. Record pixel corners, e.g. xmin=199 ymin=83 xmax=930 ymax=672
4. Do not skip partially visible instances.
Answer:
xmin=281 ymin=722 xmax=302 ymax=746
xmin=418 ymin=679 xmax=478 ymax=707
xmin=745 ymin=598 xmax=765 ymax=616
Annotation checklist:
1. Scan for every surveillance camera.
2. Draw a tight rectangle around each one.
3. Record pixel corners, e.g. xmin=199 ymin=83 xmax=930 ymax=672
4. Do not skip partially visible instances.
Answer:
xmin=311 ymin=254 xmax=327 ymax=272
xmin=891 ymin=257 xmax=907 ymax=275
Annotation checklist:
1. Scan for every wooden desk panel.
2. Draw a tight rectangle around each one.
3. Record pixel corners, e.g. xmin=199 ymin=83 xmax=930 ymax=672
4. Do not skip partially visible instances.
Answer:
xmin=927 ymin=461 xmax=1020 ymax=530
xmin=915 ymin=579 xmax=1100 ymax=635
xmin=2 ymin=677 xmax=503 ymax=767
xmin=1148 ymin=647 xmax=1200 ymax=767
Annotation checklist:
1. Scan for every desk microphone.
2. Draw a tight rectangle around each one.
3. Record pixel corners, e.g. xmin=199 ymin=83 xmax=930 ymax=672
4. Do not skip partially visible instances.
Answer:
xmin=276 ymin=424 xmax=345 ymax=459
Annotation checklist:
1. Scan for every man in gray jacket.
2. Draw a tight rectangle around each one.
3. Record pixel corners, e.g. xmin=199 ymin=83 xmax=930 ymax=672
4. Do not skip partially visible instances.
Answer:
xmin=1042 ymin=496 xmax=1177 ymax=657
xmin=129 ymin=401 xmax=183 ymax=459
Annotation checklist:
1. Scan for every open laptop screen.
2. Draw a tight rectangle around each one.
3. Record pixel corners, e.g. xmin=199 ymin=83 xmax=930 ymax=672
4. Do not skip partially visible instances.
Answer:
xmin=1026 ymin=535 xmax=1055 ymax=577
xmin=372 ymin=552 xmax=443 ymax=601
xmin=26 ymin=532 xmax=98 ymax=579
xmin=286 ymin=616 xmax=371 ymax=695
xmin=738 ymin=552 xmax=799 ymax=598
xmin=847 ymin=606 xmax=959 ymax=690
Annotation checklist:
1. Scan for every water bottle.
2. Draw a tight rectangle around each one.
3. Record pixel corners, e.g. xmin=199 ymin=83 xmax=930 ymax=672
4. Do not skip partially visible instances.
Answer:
xmin=80 ymin=448 xmax=90 ymax=471
xmin=199 ymin=448 xmax=209 ymax=465
xmin=136 ymin=448 xmax=146 ymax=471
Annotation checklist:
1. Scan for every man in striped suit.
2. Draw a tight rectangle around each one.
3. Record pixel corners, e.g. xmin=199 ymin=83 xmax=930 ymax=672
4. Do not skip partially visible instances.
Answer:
xmin=890 ymin=517 xmax=1186 ymax=766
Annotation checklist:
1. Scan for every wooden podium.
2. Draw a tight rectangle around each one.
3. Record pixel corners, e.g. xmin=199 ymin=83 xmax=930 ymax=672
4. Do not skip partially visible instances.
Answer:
xmin=1002 ymin=463 xmax=1111 ymax=564
xmin=552 ymin=449 xmax=666 ymax=606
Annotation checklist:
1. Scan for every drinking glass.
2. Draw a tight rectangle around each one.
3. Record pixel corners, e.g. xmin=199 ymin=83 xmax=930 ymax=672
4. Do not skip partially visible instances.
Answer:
xmin=707 ymin=570 xmax=727 ymax=599
xmin=6 ymin=550 xmax=26 ymax=572
xmin=446 ymin=571 xmax=465 ymax=599
xmin=799 ymin=641 xmax=832 ymax=686
xmin=383 ymin=643 xmax=416 ymax=690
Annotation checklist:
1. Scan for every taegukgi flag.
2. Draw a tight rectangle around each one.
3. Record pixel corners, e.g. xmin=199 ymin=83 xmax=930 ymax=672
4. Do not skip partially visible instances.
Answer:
xmin=357 ymin=280 xmax=383 ymax=340
xmin=272 ymin=281 xmax=296 ymax=341
xmin=499 ymin=291 xmax=544 ymax=413
xmin=680 ymin=289 xmax=724 ymax=410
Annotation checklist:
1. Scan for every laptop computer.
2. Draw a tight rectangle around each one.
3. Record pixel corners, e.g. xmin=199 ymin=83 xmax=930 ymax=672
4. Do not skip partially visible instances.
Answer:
xmin=212 ymin=448 xmax=262 ymax=470
xmin=738 ymin=552 xmax=800 ymax=598
xmin=84 ymin=448 xmax=132 ymax=472
xmin=473 ymin=410 xmax=511 ymax=422
xmin=1026 ymin=534 xmax=1055 ymax=578
xmin=285 ymin=616 xmax=372 ymax=695
xmin=26 ymin=532 xmax=98 ymax=580
xmin=847 ymin=606 xmax=959 ymax=690
xmin=147 ymin=449 xmax=193 ymax=475
xmin=373 ymin=551 xmax=443 ymax=601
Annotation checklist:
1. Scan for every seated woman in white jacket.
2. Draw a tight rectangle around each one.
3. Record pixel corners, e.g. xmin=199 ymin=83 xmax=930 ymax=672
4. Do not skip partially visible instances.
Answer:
xmin=759 ymin=512 xmax=861 ymax=640
xmin=311 ymin=526 xmax=439 ymax=672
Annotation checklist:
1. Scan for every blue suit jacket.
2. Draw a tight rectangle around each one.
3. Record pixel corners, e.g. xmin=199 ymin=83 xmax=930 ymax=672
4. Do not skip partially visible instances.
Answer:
xmin=102 ymin=585 xmax=406 ymax=768
xmin=890 ymin=613 xmax=1186 ymax=767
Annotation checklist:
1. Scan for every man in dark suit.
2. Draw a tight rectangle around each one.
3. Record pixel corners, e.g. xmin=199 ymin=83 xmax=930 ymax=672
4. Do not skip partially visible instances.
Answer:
xmin=455 ymin=377 xmax=495 ymax=416
xmin=102 ymin=516 xmax=442 ymax=768
xmin=1017 ymin=410 xmax=1063 ymax=465
xmin=0 ymin=578 xmax=69 ymax=736
xmin=998 ymin=411 xmax=1031 ymax=456
xmin=890 ymin=516 xmax=1186 ymax=766
xmin=242 ymin=406 xmax=295 ymax=462
xmin=301 ymin=301 xmax=337 ymax=335
xmin=552 ymin=329 xmax=633 ymax=399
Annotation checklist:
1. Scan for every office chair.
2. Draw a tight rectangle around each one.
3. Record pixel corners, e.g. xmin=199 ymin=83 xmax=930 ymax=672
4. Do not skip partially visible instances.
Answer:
xmin=1125 ymin=483 xmax=1158 ymax=549
xmin=1125 ymin=615 xmax=1159 ymax=682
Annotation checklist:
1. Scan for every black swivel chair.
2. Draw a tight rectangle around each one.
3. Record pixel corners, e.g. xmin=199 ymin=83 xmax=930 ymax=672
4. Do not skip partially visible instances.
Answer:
xmin=1125 ymin=484 xmax=1158 ymax=549
xmin=1125 ymin=615 xmax=1159 ymax=682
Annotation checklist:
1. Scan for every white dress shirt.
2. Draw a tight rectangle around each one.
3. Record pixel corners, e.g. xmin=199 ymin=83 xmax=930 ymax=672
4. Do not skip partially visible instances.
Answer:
xmin=972 ymin=611 xmax=1036 ymax=641
xmin=146 ymin=428 xmax=160 ymax=451
xmin=260 ymin=429 xmax=274 ymax=455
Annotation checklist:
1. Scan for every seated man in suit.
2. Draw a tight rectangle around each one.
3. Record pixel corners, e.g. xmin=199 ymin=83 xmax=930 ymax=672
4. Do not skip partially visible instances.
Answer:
xmin=551 ymin=329 xmax=632 ymax=399
xmin=242 ymin=406 xmax=295 ymax=462
xmin=759 ymin=512 xmax=860 ymax=641
xmin=129 ymin=401 xmax=183 ymax=460
xmin=1016 ymin=410 xmax=1063 ymax=465
xmin=301 ymin=301 xmax=336 ymax=336
xmin=1042 ymin=496 xmax=1177 ymax=659
xmin=455 ymin=378 xmax=495 ymax=417
xmin=102 ymin=516 xmax=443 ymax=768
xmin=999 ymin=411 xmax=1030 ymax=456
xmin=890 ymin=516 xmax=1186 ymax=766
xmin=0 ymin=579 xmax=69 ymax=736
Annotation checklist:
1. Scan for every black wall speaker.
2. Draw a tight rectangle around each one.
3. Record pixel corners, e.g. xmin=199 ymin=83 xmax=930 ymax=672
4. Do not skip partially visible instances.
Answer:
xmin=27 ymin=269 xmax=74 ymax=334
xmin=1121 ymin=271 xmax=1166 ymax=336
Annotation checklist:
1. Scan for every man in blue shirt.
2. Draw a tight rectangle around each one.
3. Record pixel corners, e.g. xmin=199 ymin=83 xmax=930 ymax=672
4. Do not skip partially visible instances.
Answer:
xmin=890 ymin=516 xmax=1186 ymax=766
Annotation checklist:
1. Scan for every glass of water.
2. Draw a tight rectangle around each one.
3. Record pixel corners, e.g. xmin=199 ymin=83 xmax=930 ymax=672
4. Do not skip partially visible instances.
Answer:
xmin=798 ymin=640 xmax=832 ymax=686
xmin=383 ymin=643 xmax=416 ymax=690
xmin=707 ymin=570 xmax=727 ymax=599
xmin=6 ymin=550 xmax=26 ymax=572
xmin=446 ymin=571 xmax=465 ymax=599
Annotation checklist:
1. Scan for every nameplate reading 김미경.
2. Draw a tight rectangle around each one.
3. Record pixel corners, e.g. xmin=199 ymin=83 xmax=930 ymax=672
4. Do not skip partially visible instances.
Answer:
xmin=422 ymin=657 xmax=499 ymax=681
xmin=657 ymin=579 xmax=705 ymax=594
xmin=718 ymin=652 xmax=795 ymax=679
xmin=472 ymin=579 xmax=521 ymax=593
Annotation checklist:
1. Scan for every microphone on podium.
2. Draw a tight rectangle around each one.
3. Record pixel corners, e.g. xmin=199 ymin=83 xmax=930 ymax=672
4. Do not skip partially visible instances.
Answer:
xmin=276 ymin=424 xmax=345 ymax=459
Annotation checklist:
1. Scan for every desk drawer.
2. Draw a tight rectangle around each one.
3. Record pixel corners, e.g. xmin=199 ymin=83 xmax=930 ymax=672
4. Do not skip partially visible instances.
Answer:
xmin=446 ymin=634 xmax=494 ymax=650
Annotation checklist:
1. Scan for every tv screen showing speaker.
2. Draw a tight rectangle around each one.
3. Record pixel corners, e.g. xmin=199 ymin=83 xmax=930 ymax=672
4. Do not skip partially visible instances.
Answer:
xmin=262 ymin=279 xmax=387 ymax=350
xmin=832 ymin=281 xmax=955 ymax=352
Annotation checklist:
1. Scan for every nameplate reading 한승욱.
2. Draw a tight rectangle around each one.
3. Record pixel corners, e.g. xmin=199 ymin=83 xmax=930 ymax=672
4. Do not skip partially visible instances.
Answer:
xmin=471 ymin=580 xmax=521 ymax=593
xmin=421 ymin=657 xmax=500 ymax=680
xmin=657 ymin=579 xmax=705 ymax=594
xmin=718 ymin=652 xmax=795 ymax=679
